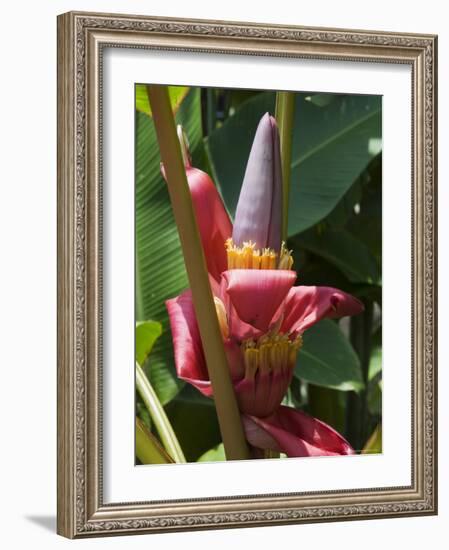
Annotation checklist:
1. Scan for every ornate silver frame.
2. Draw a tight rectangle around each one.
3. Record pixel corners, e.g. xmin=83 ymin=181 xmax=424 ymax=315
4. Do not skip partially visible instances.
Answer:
xmin=57 ymin=11 xmax=438 ymax=538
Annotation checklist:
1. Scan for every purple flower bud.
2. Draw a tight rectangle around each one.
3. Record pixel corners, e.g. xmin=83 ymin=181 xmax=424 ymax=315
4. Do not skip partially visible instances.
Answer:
xmin=232 ymin=113 xmax=283 ymax=252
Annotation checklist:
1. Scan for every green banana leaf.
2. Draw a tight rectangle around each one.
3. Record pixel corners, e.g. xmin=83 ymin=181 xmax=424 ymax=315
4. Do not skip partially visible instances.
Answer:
xmin=297 ymin=228 xmax=380 ymax=285
xmin=296 ymin=319 xmax=364 ymax=391
xmin=198 ymin=443 xmax=226 ymax=462
xmin=205 ymin=91 xmax=381 ymax=236
xmin=135 ymin=88 xmax=205 ymax=404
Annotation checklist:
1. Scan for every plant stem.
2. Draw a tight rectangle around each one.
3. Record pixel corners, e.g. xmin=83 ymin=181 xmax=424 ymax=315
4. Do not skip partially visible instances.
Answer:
xmin=136 ymin=417 xmax=174 ymax=464
xmin=275 ymin=92 xmax=295 ymax=242
xmin=345 ymin=301 xmax=374 ymax=450
xmin=359 ymin=300 xmax=374 ymax=445
xmin=308 ymin=385 xmax=345 ymax=434
xmin=136 ymin=362 xmax=186 ymax=463
xmin=146 ymin=85 xmax=250 ymax=460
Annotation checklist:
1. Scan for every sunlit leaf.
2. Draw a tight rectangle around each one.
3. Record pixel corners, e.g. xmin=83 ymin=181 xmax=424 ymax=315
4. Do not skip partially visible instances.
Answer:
xmin=368 ymin=346 xmax=382 ymax=380
xmin=362 ymin=424 xmax=382 ymax=454
xmin=136 ymin=85 xmax=189 ymax=117
xmin=197 ymin=443 xmax=226 ymax=462
xmin=135 ymin=320 xmax=162 ymax=366
xmin=305 ymin=93 xmax=335 ymax=107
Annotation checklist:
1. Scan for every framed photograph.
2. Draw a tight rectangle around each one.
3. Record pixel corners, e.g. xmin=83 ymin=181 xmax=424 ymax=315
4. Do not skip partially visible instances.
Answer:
xmin=57 ymin=11 xmax=437 ymax=538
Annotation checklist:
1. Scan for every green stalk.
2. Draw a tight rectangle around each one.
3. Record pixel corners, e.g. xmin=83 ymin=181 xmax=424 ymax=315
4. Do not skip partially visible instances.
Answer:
xmin=345 ymin=301 xmax=374 ymax=450
xmin=308 ymin=385 xmax=345 ymax=434
xmin=272 ymin=92 xmax=295 ymax=462
xmin=136 ymin=417 xmax=174 ymax=464
xmin=359 ymin=300 xmax=374 ymax=446
xmin=275 ymin=92 xmax=295 ymax=242
xmin=146 ymin=85 xmax=250 ymax=461
xmin=136 ymin=362 xmax=186 ymax=463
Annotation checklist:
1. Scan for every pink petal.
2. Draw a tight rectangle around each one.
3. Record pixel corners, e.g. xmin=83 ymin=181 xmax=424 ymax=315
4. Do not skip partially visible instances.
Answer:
xmin=219 ymin=275 xmax=263 ymax=341
xmin=162 ymin=164 xmax=232 ymax=281
xmin=166 ymin=289 xmax=245 ymax=394
xmin=234 ymin=369 xmax=294 ymax=417
xmin=166 ymin=290 xmax=212 ymax=396
xmin=186 ymin=167 xmax=232 ymax=282
xmin=281 ymin=286 xmax=364 ymax=334
xmin=208 ymin=272 xmax=222 ymax=298
xmin=222 ymin=269 xmax=296 ymax=333
xmin=243 ymin=406 xmax=354 ymax=458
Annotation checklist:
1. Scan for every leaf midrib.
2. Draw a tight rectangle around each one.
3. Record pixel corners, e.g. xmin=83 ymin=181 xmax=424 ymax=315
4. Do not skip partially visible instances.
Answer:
xmin=292 ymin=108 xmax=380 ymax=169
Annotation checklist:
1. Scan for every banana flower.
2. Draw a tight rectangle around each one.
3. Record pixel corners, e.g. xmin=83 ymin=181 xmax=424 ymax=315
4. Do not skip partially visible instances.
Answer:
xmin=165 ymin=114 xmax=363 ymax=457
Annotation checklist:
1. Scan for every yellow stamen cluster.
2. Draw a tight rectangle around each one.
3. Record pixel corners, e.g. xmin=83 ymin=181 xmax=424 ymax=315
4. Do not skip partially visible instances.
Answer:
xmin=225 ymin=239 xmax=293 ymax=270
xmin=278 ymin=243 xmax=294 ymax=270
xmin=241 ymin=332 xmax=303 ymax=380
